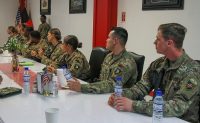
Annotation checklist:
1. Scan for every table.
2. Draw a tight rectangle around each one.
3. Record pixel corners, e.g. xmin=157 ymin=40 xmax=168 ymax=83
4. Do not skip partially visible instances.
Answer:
xmin=0 ymin=53 xmax=188 ymax=123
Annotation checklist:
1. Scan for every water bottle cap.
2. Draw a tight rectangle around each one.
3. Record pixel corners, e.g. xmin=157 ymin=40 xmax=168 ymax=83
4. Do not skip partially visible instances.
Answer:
xmin=116 ymin=76 xmax=122 ymax=81
xmin=62 ymin=64 xmax=67 ymax=69
xmin=24 ymin=67 xmax=29 ymax=70
xmin=156 ymin=89 xmax=162 ymax=96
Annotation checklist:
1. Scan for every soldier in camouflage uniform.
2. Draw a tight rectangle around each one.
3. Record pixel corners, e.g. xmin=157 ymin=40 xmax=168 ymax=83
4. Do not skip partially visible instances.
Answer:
xmin=16 ymin=24 xmax=33 ymax=54
xmin=39 ymin=28 xmax=62 ymax=65
xmin=3 ymin=26 xmax=19 ymax=51
xmin=67 ymin=27 xmax=138 ymax=94
xmin=38 ymin=15 xmax=51 ymax=40
xmin=47 ymin=35 xmax=90 ymax=80
xmin=108 ymin=23 xmax=200 ymax=123
xmin=21 ymin=31 xmax=41 ymax=60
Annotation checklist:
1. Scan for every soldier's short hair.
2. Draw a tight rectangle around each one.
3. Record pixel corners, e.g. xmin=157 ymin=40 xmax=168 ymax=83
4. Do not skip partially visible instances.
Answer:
xmin=111 ymin=27 xmax=128 ymax=46
xmin=49 ymin=28 xmax=61 ymax=40
xmin=8 ymin=26 xmax=18 ymax=34
xmin=158 ymin=23 xmax=187 ymax=49
xmin=30 ymin=31 xmax=41 ymax=40
xmin=63 ymin=35 xmax=82 ymax=50
xmin=41 ymin=15 xmax=46 ymax=20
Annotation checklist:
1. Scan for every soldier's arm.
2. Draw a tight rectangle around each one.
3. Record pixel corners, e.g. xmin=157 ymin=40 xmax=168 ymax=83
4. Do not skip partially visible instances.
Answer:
xmin=80 ymin=58 xmax=137 ymax=94
xmin=131 ymin=70 xmax=200 ymax=117
xmin=41 ymin=47 xmax=61 ymax=65
xmin=69 ymin=58 xmax=84 ymax=77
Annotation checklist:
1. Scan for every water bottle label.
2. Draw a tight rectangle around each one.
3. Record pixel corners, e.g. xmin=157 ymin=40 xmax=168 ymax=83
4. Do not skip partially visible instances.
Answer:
xmin=115 ymin=85 xmax=122 ymax=97
xmin=64 ymin=69 xmax=72 ymax=80
xmin=153 ymin=103 xmax=163 ymax=112
xmin=24 ymin=75 xmax=30 ymax=83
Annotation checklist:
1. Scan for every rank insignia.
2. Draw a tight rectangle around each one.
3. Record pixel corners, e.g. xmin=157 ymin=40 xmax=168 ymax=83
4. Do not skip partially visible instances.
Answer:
xmin=186 ymin=81 xmax=193 ymax=89
xmin=74 ymin=65 xmax=79 ymax=70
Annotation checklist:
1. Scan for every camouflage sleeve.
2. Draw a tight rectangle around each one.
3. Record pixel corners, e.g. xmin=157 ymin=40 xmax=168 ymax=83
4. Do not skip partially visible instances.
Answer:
xmin=69 ymin=58 xmax=84 ymax=77
xmin=41 ymin=55 xmax=53 ymax=65
xmin=81 ymin=58 xmax=137 ymax=94
xmin=132 ymin=69 xmax=200 ymax=117
xmin=41 ymin=47 xmax=62 ymax=65
xmin=52 ymin=54 xmax=66 ymax=68
xmin=40 ymin=24 xmax=51 ymax=39
xmin=122 ymin=63 xmax=153 ymax=100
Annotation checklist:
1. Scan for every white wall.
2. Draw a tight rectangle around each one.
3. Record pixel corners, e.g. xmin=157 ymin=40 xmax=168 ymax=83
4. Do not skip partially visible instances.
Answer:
xmin=29 ymin=0 xmax=93 ymax=60
xmin=0 ymin=0 xmax=18 ymax=46
xmin=118 ymin=0 xmax=200 ymax=71
xmin=1 ymin=0 xmax=199 ymax=71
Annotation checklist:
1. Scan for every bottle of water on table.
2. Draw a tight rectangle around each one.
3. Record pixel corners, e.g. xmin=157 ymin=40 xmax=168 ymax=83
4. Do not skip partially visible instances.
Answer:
xmin=114 ymin=76 xmax=122 ymax=97
xmin=52 ymin=74 xmax=58 ymax=97
xmin=23 ymin=67 xmax=30 ymax=95
xmin=152 ymin=89 xmax=163 ymax=123
xmin=62 ymin=65 xmax=72 ymax=81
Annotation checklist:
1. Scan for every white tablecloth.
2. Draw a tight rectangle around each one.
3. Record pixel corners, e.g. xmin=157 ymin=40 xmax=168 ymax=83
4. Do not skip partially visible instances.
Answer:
xmin=0 ymin=54 xmax=188 ymax=123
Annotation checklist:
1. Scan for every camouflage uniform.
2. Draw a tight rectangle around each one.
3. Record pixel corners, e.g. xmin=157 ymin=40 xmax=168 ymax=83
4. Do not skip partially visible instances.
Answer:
xmin=21 ymin=42 xmax=41 ymax=58
xmin=123 ymin=51 xmax=200 ymax=123
xmin=55 ymin=50 xmax=90 ymax=80
xmin=41 ymin=43 xmax=62 ymax=65
xmin=16 ymin=35 xmax=29 ymax=55
xmin=38 ymin=22 xmax=51 ymax=39
xmin=81 ymin=50 xmax=138 ymax=94
xmin=39 ymin=39 xmax=49 ymax=50
xmin=3 ymin=34 xmax=22 ymax=52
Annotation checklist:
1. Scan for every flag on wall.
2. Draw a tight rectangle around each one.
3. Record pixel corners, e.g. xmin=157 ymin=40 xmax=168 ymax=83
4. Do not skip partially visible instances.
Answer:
xmin=15 ymin=0 xmax=33 ymax=28
xmin=16 ymin=7 xmax=21 ymax=26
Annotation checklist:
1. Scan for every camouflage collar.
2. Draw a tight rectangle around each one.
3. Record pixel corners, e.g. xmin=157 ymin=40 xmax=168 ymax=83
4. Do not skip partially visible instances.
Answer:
xmin=162 ymin=50 xmax=191 ymax=71
xmin=111 ymin=49 xmax=126 ymax=59
xmin=66 ymin=49 xmax=79 ymax=62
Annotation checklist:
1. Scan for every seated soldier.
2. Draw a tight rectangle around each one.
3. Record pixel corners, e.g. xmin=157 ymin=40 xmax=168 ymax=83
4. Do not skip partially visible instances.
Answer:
xmin=21 ymin=31 xmax=41 ymax=62
xmin=67 ymin=27 xmax=138 ymax=94
xmin=108 ymin=23 xmax=200 ymax=123
xmin=36 ymin=28 xmax=63 ymax=65
xmin=47 ymin=35 xmax=90 ymax=80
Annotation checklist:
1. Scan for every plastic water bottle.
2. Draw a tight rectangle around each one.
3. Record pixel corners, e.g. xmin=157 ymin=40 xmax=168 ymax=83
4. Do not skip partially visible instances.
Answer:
xmin=62 ymin=65 xmax=72 ymax=81
xmin=152 ymin=89 xmax=163 ymax=123
xmin=52 ymin=74 xmax=58 ymax=97
xmin=114 ymin=76 xmax=122 ymax=97
xmin=23 ymin=67 xmax=30 ymax=95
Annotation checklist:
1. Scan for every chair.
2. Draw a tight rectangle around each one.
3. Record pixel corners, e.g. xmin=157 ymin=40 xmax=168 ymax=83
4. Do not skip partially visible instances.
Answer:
xmin=129 ymin=52 xmax=145 ymax=82
xmin=195 ymin=60 xmax=200 ymax=122
xmin=88 ymin=47 xmax=110 ymax=82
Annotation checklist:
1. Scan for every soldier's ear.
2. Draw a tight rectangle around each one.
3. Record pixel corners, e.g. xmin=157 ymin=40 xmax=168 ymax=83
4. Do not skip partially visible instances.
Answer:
xmin=166 ymin=39 xmax=174 ymax=47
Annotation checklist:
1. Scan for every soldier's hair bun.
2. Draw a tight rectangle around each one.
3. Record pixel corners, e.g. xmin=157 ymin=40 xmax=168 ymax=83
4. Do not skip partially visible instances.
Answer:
xmin=77 ymin=42 xmax=82 ymax=48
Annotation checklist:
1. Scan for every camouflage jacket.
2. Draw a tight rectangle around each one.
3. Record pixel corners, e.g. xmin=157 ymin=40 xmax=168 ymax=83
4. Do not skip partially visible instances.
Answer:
xmin=123 ymin=51 xmax=200 ymax=123
xmin=21 ymin=42 xmax=41 ymax=58
xmin=41 ymin=42 xmax=62 ymax=65
xmin=3 ymin=34 xmax=22 ymax=52
xmin=38 ymin=22 xmax=51 ymax=39
xmin=55 ymin=50 xmax=90 ymax=80
xmin=81 ymin=50 xmax=138 ymax=94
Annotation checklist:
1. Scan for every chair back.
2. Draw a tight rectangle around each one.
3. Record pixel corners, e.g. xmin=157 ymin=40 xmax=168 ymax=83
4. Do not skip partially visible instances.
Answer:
xmin=195 ymin=60 xmax=200 ymax=122
xmin=89 ymin=47 xmax=110 ymax=82
xmin=129 ymin=52 xmax=145 ymax=82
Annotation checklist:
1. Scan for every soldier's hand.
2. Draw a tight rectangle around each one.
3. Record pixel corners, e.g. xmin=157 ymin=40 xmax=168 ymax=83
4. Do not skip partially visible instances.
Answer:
xmin=31 ymin=50 xmax=37 ymax=56
xmin=114 ymin=97 xmax=133 ymax=112
xmin=108 ymin=94 xmax=115 ymax=107
xmin=67 ymin=78 xmax=81 ymax=92
xmin=38 ymin=48 xmax=44 ymax=57
xmin=47 ymin=65 xmax=56 ymax=73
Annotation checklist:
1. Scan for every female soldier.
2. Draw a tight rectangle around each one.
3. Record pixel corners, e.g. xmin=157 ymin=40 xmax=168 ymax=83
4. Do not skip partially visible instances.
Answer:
xmin=38 ymin=28 xmax=63 ymax=65
xmin=48 ymin=35 xmax=90 ymax=80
